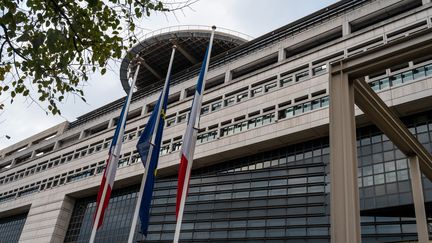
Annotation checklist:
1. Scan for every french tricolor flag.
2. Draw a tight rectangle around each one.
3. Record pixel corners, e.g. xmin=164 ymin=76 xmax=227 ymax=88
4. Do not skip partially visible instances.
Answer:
xmin=90 ymin=64 xmax=141 ymax=242
xmin=174 ymin=26 xmax=216 ymax=242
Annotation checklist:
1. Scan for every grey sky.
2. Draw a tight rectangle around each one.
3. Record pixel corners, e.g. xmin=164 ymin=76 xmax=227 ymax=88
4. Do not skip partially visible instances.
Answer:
xmin=0 ymin=0 xmax=338 ymax=150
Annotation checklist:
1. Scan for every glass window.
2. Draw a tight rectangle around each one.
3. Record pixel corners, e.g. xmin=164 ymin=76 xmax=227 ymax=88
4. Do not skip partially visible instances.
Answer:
xmin=296 ymin=70 xmax=309 ymax=82
xmin=363 ymin=176 xmax=374 ymax=186
xmin=264 ymin=82 xmax=277 ymax=92
xmin=370 ymin=81 xmax=380 ymax=91
xmin=363 ymin=166 xmax=373 ymax=176
xmin=281 ymin=107 xmax=294 ymax=119
xmin=251 ymin=87 xmax=263 ymax=97
xmin=237 ymin=92 xmax=248 ymax=102
xmin=171 ymin=141 xmax=182 ymax=151
xmin=385 ymin=172 xmax=397 ymax=183
xmin=211 ymin=101 xmax=222 ymax=111
xmin=177 ymin=114 xmax=187 ymax=123
xmin=390 ymin=74 xmax=402 ymax=86
xmin=308 ymin=227 xmax=328 ymax=236
xmin=303 ymin=102 xmax=311 ymax=112
xmin=233 ymin=123 xmax=243 ymax=133
xmin=262 ymin=114 xmax=273 ymax=125
xmin=401 ymin=70 xmax=413 ymax=83
xmin=280 ymin=76 xmax=292 ymax=87
xmin=166 ymin=118 xmax=175 ymax=127
xmin=294 ymin=105 xmax=303 ymax=115
xmin=425 ymin=64 xmax=432 ymax=76
xmin=320 ymin=96 xmax=329 ymax=107
xmin=374 ymin=174 xmax=385 ymax=185
xmin=0 ymin=213 xmax=27 ymax=243
xmin=313 ymin=64 xmax=327 ymax=75
xmin=413 ymin=66 xmax=425 ymax=80
xmin=201 ymin=106 xmax=210 ymax=115
xmin=373 ymin=164 xmax=384 ymax=174
xmin=396 ymin=159 xmax=407 ymax=170
xmin=224 ymin=96 xmax=235 ymax=106
xmin=287 ymin=228 xmax=306 ymax=236
xmin=312 ymin=99 xmax=321 ymax=110
xmin=397 ymin=170 xmax=409 ymax=181
xmin=376 ymin=225 xmax=401 ymax=234
xmin=379 ymin=78 xmax=390 ymax=90
xmin=384 ymin=161 xmax=395 ymax=172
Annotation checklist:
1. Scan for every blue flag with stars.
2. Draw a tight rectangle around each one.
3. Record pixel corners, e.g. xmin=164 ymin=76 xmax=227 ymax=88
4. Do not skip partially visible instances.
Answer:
xmin=136 ymin=82 xmax=170 ymax=236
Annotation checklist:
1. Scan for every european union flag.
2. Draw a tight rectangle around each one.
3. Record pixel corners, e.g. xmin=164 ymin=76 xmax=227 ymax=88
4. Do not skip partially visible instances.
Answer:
xmin=136 ymin=84 xmax=169 ymax=236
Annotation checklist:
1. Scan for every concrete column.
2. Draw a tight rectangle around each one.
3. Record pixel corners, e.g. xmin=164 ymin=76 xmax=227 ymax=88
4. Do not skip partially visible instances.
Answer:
xmin=180 ymin=89 xmax=187 ymax=100
xmin=139 ymin=106 xmax=145 ymax=117
xmin=53 ymin=141 xmax=60 ymax=150
xmin=422 ymin=0 xmax=431 ymax=5
xmin=408 ymin=156 xmax=429 ymax=243
xmin=278 ymin=47 xmax=285 ymax=62
xmin=19 ymin=195 xmax=75 ymax=243
xmin=329 ymin=68 xmax=361 ymax=243
xmin=78 ymin=130 xmax=86 ymax=140
xmin=108 ymin=118 xmax=115 ymax=128
xmin=342 ymin=21 xmax=351 ymax=36
xmin=224 ymin=69 xmax=232 ymax=83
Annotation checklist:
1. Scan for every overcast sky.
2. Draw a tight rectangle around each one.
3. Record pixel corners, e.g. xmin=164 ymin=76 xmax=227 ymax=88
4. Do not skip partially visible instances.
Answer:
xmin=0 ymin=0 xmax=338 ymax=150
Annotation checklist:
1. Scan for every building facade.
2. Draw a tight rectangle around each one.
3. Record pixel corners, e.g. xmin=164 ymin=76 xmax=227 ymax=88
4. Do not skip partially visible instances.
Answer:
xmin=1 ymin=0 xmax=432 ymax=242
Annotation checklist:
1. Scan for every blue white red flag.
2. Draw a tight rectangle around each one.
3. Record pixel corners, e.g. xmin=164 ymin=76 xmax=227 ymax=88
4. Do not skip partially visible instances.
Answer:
xmin=94 ymin=92 xmax=131 ymax=228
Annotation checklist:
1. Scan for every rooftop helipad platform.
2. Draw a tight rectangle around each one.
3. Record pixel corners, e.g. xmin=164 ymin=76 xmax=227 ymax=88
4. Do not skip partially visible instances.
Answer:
xmin=119 ymin=25 xmax=252 ymax=93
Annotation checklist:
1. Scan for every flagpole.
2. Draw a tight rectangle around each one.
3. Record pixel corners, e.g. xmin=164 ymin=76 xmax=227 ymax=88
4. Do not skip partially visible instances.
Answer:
xmin=173 ymin=26 xmax=216 ymax=243
xmin=127 ymin=46 xmax=177 ymax=243
xmin=89 ymin=63 xmax=141 ymax=243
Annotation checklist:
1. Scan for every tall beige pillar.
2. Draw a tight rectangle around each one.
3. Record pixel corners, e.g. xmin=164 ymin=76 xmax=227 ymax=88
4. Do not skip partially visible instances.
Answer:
xmin=329 ymin=69 xmax=361 ymax=243
xmin=408 ymin=156 xmax=429 ymax=243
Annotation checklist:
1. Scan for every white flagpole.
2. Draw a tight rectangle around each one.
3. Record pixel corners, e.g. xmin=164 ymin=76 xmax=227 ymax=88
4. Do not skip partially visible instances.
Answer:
xmin=173 ymin=25 xmax=216 ymax=243
xmin=89 ymin=63 xmax=141 ymax=243
xmin=127 ymin=46 xmax=176 ymax=243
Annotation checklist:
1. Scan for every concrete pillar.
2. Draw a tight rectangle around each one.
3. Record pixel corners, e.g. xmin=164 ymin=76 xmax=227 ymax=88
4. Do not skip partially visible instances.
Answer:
xmin=180 ymin=89 xmax=187 ymax=100
xmin=422 ymin=0 xmax=431 ymax=5
xmin=224 ymin=69 xmax=232 ymax=83
xmin=139 ymin=106 xmax=145 ymax=117
xmin=53 ymin=141 xmax=60 ymax=150
xmin=31 ymin=150 xmax=36 ymax=158
xmin=278 ymin=47 xmax=285 ymax=62
xmin=329 ymin=68 xmax=361 ymax=243
xmin=342 ymin=21 xmax=351 ymax=36
xmin=408 ymin=156 xmax=429 ymax=243
xmin=78 ymin=130 xmax=86 ymax=140
xmin=108 ymin=118 xmax=115 ymax=128
xmin=19 ymin=195 xmax=75 ymax=243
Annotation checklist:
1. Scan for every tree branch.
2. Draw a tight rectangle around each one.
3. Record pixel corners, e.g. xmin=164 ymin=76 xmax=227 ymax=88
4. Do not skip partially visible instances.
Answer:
xmin=0 ymin=24 xmax=30 ymax=62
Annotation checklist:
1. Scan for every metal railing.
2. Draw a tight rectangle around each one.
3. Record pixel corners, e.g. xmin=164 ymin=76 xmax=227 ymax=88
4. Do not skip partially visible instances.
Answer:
xmin=134 ymin=25 xmax=254 ymax=43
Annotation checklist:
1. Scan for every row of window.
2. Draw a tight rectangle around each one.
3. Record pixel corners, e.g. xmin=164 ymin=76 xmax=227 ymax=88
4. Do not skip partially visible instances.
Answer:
xmin=279 ymin=96 xmax=329 ymax=119
xmin=0 ymin=126 xmax=140 ymax=186
xmin=161 ymin=95 xmax=329 ymax=156
xmin=370 ymin=63 xmax=432 ymax=91
xmin=166 ymin=64 xmax=326 ymax=128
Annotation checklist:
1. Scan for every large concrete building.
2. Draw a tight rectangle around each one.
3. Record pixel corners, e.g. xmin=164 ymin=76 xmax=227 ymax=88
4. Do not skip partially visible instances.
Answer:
xmin=1 ymin=0 xmax=432 ymax=242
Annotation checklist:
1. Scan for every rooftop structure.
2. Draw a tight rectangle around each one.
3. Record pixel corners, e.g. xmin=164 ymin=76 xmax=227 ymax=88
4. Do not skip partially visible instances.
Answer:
xmin=119 ymin=26 xmax=251 ymax=93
